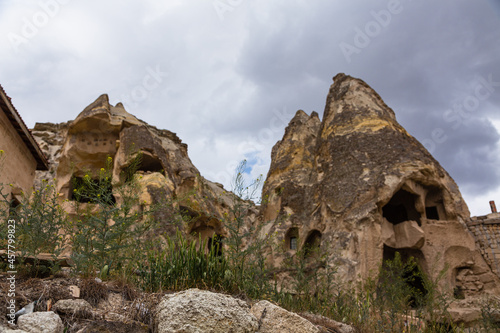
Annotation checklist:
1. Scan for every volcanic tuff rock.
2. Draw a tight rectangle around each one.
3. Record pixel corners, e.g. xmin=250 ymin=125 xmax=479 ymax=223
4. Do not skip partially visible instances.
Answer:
xmin=32 ymin=121 xmax=69 ymax=187
xmin=250 ymin=300 xmax=320 ymax=333
xmin=259 ymin=73 xmax=500 ymax=294
xmin=33 ymin=94 xmax=249 ymax=242
xmin=154 ymin=289 xmax=258 ymax=333
xmin=30 ymin=74 xmax=500 ymax=296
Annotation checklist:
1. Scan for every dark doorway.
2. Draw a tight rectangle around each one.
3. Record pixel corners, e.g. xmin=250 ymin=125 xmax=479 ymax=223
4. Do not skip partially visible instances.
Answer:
xmin=208 ymin=235 xmax=223 ymax=257
xmin=425 ymin=206 xmax=439 ymax=220
xmin=382 ymin=245 xmax=428 ymax=308
xmin=303 ymin=230 xmax=322 ymax=259
xmin=382 ymin=189 xmax=421 ymax=225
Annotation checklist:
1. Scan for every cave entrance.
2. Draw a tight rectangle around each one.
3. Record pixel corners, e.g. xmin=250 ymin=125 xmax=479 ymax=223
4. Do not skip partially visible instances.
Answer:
xmin=138 ymin=152 xmax=163 ymax=173
xmin=381 ymin=245 xmax=428 ymax=308
xmin=123 ymin=152 xmax=164 ymax=183
xmin=190 ymin=222 xmax=224 ymax=257
xmin=208 ymin=235 xmax=223 ymax=257
xmin=70 ymin=175 xmax=116 ymax=205
xmin=382 ymin=189 xmax=421 ymax=226
xmin=303 ymin=230 xmax=322 ymax=259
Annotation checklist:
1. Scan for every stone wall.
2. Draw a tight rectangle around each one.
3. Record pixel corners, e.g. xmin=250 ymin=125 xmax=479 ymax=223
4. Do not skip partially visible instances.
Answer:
xmin=467 ymin=213 xmax=500 ymax=279
xmin=0 ymin=108 xmax=38 ymax=200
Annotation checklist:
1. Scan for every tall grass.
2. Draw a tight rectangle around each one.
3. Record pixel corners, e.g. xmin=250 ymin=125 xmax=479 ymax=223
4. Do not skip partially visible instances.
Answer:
xmin=137 ymin=230 xmax=229 ymax=292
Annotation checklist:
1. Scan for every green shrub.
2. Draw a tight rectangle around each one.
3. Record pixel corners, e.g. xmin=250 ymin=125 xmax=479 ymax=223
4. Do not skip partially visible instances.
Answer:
xmin=137 ymin=230 xmax=229 ymax=292
xmin=0 ymin=180 xmax=68 ymax=277
xmin=68 ymin=156 xmax=157 ymax=277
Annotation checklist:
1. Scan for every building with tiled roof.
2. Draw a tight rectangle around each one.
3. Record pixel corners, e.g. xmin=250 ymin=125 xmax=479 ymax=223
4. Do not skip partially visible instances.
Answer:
xmin=0 ymin=85 xmax=48 ymax=203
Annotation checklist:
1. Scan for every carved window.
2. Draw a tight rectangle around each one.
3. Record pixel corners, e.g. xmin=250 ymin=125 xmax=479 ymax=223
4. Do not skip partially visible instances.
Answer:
xmin=425 ymin=186 xmax=446 ymax=220
xmin=425 ymin=206 xmax=439 ymax=220
xmin=285 ymin=227 xmax=299 ymax=251
xmin=122 ymin=151 xmax=164 ymax=183
xmin=8 ymin=195 xmax=21 ymax=220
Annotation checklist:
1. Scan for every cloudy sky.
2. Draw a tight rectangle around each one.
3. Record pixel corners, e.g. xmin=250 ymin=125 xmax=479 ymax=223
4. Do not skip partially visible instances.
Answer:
xmin=1 ymin=0 xmax=499 ymax=216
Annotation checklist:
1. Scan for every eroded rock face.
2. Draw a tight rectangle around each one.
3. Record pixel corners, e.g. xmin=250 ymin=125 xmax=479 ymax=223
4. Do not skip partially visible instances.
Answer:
xmin=260 ymin=73 xmax=500 ymax=294
xmin=154 ymin=289 xmax=258 ymax=333
xmin=32 ymin=121 xmax=70 ymax=187
xmin=36 ymin=94 xmax=240 ymax=242
xmin=31 ymin=76 xmax=500 ymax=297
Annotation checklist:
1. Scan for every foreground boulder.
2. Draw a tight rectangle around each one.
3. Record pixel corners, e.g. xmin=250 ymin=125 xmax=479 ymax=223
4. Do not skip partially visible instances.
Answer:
xmin=75 ymin=320 xmax=149 ymax=333
xmin=154 ymin=289 xmax=258 ymax=333
xmin=251 ymin=300 xmax=319 ymax=333
xmin=0 ymin=327 xmax=29 ymax=333
xmin=53 ymin=299 xmax=93 ymax=318
xmin=16 ymin=312 xmax=64 ymax=333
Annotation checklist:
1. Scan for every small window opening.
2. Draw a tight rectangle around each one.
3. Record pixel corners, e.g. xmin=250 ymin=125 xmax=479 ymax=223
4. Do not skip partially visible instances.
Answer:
xmin=123 ymin=152 xmax=164 ymax=183
xmin=425 ymin=206 xmax=439 ymax=220
xmin=425 ymin=186 xmax=446 ymax=220
xmin=179 ymin=205 xmax=199 ymax=222
xmin=285 ymin=227 xmax=299 ymax=251
xmin=303 ymin=230 xmax=322 ymax=258
xmin=138 ymin=153 xmax=163 ymax=173
xmin=382 ymin=189 xmax=421 ymax=226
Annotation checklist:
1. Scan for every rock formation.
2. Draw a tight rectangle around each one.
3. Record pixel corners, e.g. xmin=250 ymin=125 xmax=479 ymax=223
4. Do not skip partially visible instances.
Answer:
xmin=33 ymin=94 xmax=245 ymax=243
xmin=259 ymin=73 xmax=500 ymax=295
xmin=30 ymin=74 xmax=500 ymax=298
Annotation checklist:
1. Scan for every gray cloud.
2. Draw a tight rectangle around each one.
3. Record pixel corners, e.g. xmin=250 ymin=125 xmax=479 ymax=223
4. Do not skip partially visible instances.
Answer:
xmin=0 ymin=0 xmax=499 ymax=215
